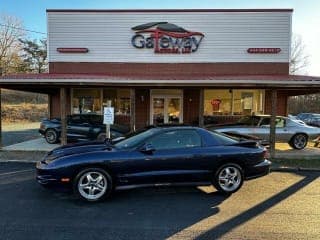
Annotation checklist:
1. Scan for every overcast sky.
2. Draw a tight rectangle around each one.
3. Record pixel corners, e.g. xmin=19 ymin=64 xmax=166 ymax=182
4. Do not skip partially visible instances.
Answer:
xmin=1 ymin=0 xmax=319 ymax=76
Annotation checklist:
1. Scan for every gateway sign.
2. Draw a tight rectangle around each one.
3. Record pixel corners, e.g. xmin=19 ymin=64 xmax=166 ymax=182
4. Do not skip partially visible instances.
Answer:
xmin=131 ymin=22 xmax=204 ymax=54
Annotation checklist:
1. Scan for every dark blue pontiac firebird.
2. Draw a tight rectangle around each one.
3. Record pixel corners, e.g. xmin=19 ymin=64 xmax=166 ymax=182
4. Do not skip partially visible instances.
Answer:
xmin=36 ymin=126 xmax=271 ymax=202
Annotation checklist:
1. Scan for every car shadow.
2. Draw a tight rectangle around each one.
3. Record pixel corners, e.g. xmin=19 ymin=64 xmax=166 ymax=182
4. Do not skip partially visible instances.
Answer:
xmin=0 ymin=174 xmax=228 ymax=239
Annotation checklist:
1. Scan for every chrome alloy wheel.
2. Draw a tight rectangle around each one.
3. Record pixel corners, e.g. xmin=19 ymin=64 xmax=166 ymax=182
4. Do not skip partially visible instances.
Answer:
xmin=78 ymin=171 xmax=107 ymax=201
xmin=218 ymin=166 xmax=242 ymax=192
xmin=293 ymin=134 xmax=307 ymax=149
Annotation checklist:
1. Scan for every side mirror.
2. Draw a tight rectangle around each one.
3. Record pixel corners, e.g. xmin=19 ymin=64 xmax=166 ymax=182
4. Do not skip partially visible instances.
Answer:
xmin=139 ymin=143 xmax=155 ymax=154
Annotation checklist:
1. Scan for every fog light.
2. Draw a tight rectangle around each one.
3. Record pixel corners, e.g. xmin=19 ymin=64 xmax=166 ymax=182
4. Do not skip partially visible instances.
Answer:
xmin=61 ymin=178 xmax=70 ymax=182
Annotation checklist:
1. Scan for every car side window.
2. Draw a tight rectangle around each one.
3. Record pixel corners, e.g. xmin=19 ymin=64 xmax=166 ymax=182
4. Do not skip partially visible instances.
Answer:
xmin=260 ymin=118 xmax=270 ymax=126
xmin=276 ymin=118 xmax=285 ymax=128
xmin=69 ymin=115 xmax=82 ymax=124
xmin=147 ymin=130 xmax=202 ymax=150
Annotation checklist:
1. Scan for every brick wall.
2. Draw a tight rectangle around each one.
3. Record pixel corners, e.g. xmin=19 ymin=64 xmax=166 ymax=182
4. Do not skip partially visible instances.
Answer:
xmin=49 ymin=62 xmax=289 ymax=75
xmin=265 ymin=90 xmax=288 ymax=116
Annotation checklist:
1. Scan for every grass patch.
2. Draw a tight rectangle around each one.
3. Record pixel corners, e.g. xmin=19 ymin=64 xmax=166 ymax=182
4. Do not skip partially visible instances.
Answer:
xmin=1 ymin=103 xmax=48 ymax=122
xmin=272 ymin=158 xmax=320 ymax=169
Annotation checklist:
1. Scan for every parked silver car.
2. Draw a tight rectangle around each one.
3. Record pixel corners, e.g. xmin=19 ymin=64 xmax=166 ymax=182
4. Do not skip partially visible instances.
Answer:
xmin=207 ymin=115 xmax=320 ymax=150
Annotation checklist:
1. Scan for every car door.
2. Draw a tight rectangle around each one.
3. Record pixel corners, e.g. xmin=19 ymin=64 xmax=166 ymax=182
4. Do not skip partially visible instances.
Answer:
xmin=67 ymin=115 xmax=92 ymax=140
xmin=274 ymin=118 xmax=292 ymax=142
xmin=254 ymin=117 xmax=290 ymax=142
xmin=123 ymin=129 xmax=205 ymax=184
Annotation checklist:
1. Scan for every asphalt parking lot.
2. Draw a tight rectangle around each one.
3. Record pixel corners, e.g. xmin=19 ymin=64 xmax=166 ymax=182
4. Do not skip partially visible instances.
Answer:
xmin=0 ymin=162 xmax=319 ymax=240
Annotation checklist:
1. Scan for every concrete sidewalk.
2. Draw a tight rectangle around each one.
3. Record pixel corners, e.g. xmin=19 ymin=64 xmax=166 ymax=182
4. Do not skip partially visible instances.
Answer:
xmin=2 ymin=138 xmax=59 ymax=152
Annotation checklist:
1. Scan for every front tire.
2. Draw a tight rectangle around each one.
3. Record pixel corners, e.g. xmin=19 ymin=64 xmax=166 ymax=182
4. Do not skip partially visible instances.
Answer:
xmin=289 ymin=133 xmax=308 ymax=150
xmin=45 ymin=129 xmax=59 ymax=144
xmin=213 ymin=163 xmax=244 ymax=194
xmin=74 ymin=168 xmax=113 ymax=202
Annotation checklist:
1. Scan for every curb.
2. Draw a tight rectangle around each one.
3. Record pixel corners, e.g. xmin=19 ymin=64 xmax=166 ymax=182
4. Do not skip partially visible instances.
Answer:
xmin=271 ymin=166 xmax=320 ymax=172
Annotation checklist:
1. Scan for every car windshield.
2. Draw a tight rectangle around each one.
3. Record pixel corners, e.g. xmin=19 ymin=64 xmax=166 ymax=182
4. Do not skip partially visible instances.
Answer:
xmin=114 ymin=128 xmax=158 ymax=150
xmin=237 ymin=116 xmax=260 ymax=126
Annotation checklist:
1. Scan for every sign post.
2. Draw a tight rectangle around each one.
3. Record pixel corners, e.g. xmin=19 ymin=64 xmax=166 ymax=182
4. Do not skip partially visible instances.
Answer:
xmin=103 ymin=100 xmax=114 ymax=140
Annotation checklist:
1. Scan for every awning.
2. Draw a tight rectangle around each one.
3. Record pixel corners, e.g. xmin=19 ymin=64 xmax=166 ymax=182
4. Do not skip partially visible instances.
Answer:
xmin=1 ymin=73 xmax=320 ymax=89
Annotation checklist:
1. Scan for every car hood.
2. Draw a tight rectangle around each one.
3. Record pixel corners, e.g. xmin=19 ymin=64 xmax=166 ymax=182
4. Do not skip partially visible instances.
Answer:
xmin=44 ymin=141 xmax=114 ymax=162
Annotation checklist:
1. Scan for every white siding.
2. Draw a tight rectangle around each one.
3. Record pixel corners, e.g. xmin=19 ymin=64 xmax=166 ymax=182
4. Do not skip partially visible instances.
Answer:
xmin=47 ymin=11 xmax=291 ymax=63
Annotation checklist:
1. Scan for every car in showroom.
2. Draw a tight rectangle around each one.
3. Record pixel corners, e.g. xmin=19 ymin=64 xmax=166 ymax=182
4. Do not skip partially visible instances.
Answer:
xmin=39 ymin=114 xmax=130 ymax=144
xmin=207 ymin=115 xmax=320 ymax=150
xmin=36 ymin=126 xmax=270 ymax=202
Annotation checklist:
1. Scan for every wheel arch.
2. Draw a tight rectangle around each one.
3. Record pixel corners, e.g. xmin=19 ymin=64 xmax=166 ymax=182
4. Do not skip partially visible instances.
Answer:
xmin=71 ymin=163 xmax=116 ymax=184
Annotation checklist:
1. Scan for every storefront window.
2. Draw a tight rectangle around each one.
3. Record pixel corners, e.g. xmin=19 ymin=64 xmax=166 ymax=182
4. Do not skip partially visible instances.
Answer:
xmin=103 ymin=89 xmax=130 ymax=116
xmin=204 ymin=90 xmax=232 ymax=115
xmin=72 ymin=89 xmax=102 ymax=114
xmin=204 ymin=89 xmax=265 ymax=117
xmin=233 ymin=90 xmax=264 ymax=115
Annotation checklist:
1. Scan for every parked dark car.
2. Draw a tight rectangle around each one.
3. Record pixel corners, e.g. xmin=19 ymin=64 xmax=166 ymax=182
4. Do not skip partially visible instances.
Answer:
xmin=39 ymin=114 xmax=130 ymax=144
xmin=36 ymin=126 xmax=271 ymax=202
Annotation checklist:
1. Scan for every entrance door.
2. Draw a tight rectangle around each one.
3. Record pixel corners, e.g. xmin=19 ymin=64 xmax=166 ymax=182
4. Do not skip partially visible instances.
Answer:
xmin=151 ymin=90 xmax=183 ymax=125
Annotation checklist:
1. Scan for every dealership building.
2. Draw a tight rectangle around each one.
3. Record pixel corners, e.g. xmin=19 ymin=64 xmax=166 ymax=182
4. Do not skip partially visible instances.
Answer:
xmin=1 ymin=9 xmax=320 ymax=134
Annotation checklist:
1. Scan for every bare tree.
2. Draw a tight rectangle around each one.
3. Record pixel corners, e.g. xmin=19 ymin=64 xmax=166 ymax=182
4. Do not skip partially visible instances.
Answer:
xmin=290 ymin=33 xmax=309 ymax=74
xmin=0 ymin=14 xmax=25 ymax=75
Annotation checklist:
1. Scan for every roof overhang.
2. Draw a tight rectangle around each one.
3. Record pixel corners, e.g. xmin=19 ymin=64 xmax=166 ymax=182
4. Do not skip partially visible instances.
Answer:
xmin=1 ymin=74 xmax=320 ymax=89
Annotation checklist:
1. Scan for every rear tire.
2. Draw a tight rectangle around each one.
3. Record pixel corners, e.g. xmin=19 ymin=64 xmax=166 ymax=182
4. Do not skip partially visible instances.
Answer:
xmin=74 ymin=168 xmax=113 ymax=202
xmin=97 ymin=133 xmax=106 ymax=141
xmin=212 ymin=163 xmax=244 ymax=194
xmin=45 ymin=129 xmax=59 ymax=144
xmin=289 ymin=133 xmax=308 ymax=150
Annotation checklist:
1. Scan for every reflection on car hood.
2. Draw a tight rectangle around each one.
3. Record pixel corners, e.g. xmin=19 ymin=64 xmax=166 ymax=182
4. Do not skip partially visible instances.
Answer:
xmin=44 ymin=141 xmax=113 ymax=162
xmin=207 ymin=123 xmax=247 ymax=129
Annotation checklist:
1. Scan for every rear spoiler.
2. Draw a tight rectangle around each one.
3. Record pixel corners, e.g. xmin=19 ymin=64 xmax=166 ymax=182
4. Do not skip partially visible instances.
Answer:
xmin=231 ymin=140 xmax=259 ymax=148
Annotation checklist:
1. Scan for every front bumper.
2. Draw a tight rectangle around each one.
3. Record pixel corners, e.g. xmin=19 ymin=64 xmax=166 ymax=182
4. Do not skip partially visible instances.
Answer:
xmin=36 ymin=161 xmax=72 ymax=189
xmin=245 ymin=159 xmax=272 ymax=180
xmin=36 ymin=161 xmax=59 ymax=186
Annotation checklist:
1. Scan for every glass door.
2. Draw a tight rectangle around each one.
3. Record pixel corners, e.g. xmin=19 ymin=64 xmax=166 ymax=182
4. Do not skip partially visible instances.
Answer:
xmin=152 ymin=97 xmax=165 ymax=125
xmin=151 ymin=92 xmax=183 ymax=125
xmin=167 ymin=98 xmax=181 ymax=124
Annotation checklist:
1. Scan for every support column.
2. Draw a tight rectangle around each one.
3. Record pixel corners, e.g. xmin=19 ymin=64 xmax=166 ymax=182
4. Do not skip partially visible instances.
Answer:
xmin=60 ymin=87 xmax=67 ymax=145
xmin=130 ymin=89 xmax=136 ymax=132
xmin=48 ymin=94 xmax=51 ymax=119
xmin=269 ymin=89 xmax=277 ymax=159
xmin=199 ymin=89 xmax=204 ymax=127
